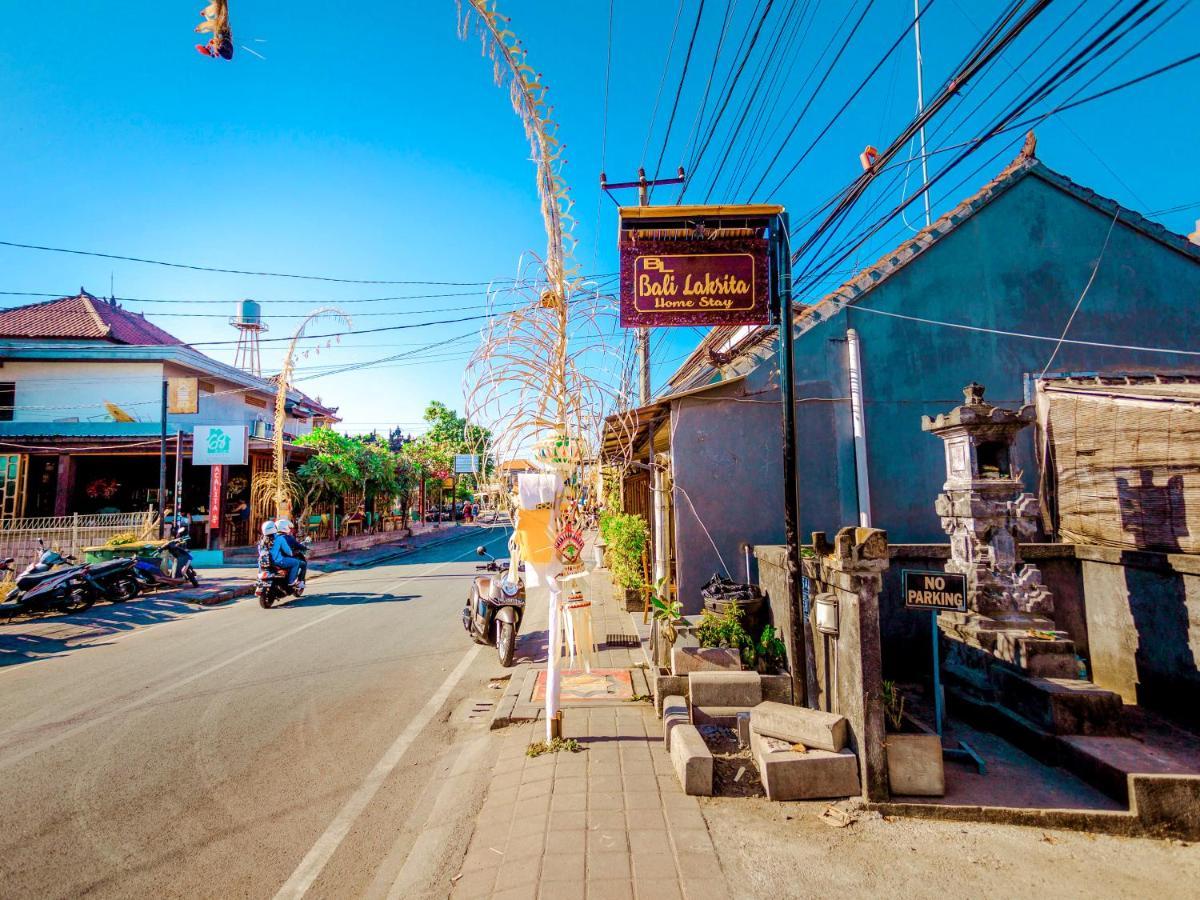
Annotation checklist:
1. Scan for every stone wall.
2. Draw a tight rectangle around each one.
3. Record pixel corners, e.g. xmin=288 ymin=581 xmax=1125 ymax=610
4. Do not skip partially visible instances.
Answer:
xmin=1077 ymin=544 xmax=1200 ymax=727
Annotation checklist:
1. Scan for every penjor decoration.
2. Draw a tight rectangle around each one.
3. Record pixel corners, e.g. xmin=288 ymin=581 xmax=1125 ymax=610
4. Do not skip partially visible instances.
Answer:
xmin=194 ymin=1 xmax=234 ymax=59
xmin=457 ymin=0 xmax=626 ymax=740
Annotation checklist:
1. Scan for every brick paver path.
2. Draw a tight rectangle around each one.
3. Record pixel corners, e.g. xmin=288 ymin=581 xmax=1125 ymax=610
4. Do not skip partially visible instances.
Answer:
xmin=453 ymin=706 xmax=730 ymax=900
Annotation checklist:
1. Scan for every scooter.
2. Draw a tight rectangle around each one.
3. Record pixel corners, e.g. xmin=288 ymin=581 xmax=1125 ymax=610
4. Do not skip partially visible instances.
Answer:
xmin=86 ymin=556 xmax=143 ymax=603
xmin=133 ymin=527 xmax=199 ymax=590
xmin=0 ymin=541 xmax=100 ymax=618
xmin=462 ymin=546 xmax=525 ymax=666
xmin=255 ymin=540 xmax=309 ymax=608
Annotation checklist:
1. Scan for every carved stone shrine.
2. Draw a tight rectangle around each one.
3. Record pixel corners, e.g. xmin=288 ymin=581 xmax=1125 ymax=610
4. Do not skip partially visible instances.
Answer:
xmin=922 ymin=383 xmax=1077 ymax=679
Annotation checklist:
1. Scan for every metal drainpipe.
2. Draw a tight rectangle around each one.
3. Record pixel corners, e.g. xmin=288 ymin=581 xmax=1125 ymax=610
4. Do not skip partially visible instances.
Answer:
xmin=846 ymin=328 xmax=872 ymax=528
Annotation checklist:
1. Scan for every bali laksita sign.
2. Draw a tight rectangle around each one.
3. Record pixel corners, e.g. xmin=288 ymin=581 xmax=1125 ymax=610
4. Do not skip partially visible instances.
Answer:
xmin=619 ymin=236 xmax=770 ymax=328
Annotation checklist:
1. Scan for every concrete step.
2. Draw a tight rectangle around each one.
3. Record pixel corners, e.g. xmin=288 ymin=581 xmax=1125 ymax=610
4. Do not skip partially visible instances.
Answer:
xmin=1059 ymin=735 xmax=1200 ymax=804
xmin=992 ymin=669 xmax=1126 ymax=736
xmin=688 ymin=671 xmax=762 ymax=708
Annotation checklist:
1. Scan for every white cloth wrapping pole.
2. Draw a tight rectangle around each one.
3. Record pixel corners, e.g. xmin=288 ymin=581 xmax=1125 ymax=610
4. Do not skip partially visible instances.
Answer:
xmin=545 ymin=572 xmax=563 ymax=741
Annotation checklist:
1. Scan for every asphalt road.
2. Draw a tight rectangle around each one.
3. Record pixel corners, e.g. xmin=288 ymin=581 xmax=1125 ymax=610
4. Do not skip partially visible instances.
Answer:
xmin=0 ymin=527 xmax=515 ymax=899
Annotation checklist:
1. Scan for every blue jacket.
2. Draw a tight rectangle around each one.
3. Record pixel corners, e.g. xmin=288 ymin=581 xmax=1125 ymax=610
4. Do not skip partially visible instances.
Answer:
xmin=270 ymin=533 xmax=295 ymax=566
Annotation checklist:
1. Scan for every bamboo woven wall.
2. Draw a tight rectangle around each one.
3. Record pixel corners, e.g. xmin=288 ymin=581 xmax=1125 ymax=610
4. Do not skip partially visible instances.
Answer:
xmin=1039 ymin=383 xmax=1200 ymax=554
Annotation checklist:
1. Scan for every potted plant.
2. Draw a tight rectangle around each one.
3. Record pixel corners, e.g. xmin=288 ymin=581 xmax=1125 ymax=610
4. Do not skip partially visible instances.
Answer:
xmin=694 ymin=602 xmax=754 ymax=670
xmin=756 ymin=624 xmax=788 ymax=674
xmin=598 ymin=512 xmax=648 ymax=611
xmin=882 ymin=680 xmax=945 ymax=796
xmin=649 ymin=578 xmax=683 ymax=669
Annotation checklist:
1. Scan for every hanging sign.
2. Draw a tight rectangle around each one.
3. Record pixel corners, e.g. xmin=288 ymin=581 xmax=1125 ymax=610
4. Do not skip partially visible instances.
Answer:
xmin=454 ymin=454 xmax=479 ymax=474
xmin=209 ymin=465 xmax=224 ymax=530
xmin=903 ymin=570 xmax=967 ymax=612
xmin=168 ymin=378 xmax=199 ymax=414
xmin=193 ymin=425 xmax=249 ymax=466
xmin=620 ymin=236 xmax=770 ymax=328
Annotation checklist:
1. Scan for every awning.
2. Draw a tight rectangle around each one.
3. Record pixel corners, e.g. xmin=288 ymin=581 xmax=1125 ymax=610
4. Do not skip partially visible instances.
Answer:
xmin=601 ymin=375 xmax=747 ymax=462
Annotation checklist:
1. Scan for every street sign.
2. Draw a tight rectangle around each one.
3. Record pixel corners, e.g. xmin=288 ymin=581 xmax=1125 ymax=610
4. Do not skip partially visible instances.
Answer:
xmin=619 ymin=236 xmax=770 ymax=328
xmin=454 ymin=454 xmax=479 ymax=474
xmin=209 ymin=465 xmax=223 ymax=531
xmin=193 ymin=425 xmax=249 ymax=466
xmin=167 ymin=377 xmax=199 ymax=414
xmin=903 ymin=570 xmax=967 ymax=612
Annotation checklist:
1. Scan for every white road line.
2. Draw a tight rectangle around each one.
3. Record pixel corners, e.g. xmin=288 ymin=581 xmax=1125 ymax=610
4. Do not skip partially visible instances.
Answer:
xmin=273 ymin=643 xmax=483 ymax=900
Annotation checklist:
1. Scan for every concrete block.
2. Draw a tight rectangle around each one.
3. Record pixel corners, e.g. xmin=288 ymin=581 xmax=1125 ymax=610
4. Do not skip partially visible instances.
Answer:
xmin=736 ymin=711 xmax=751 ymax=748
xmin=761 ymin=674 xmax=793 ymax=705
xmin=885 ymin=733 xmax=945 ymax=797
xmin=663 ymin=695 xmax=689 ymax=752
xmin=670 ymin=724 xmax=714 ymax=796
xmin=691 ymin=706 xmax=746 ymax=729
xmin=688 ymin=671 xmax=762 ymax=708
xmin=671 ymin=646 xmax=742 ymax=675
xmin=750 ymin=701 xmax=848 ymax=752
xmin=751 ymin=731 xmax=860 ymax=801
xmin=653 ymin=674 xmax=689 ymax=716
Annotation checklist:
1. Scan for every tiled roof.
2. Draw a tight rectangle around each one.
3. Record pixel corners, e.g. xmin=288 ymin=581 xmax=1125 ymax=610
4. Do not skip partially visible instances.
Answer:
xmin=0 ymin=291 xmax=183 ymax=345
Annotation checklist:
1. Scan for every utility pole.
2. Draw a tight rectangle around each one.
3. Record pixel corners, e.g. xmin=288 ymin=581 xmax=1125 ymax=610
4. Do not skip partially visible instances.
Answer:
xmin=601 ymin=166 xmax=686 ymax=405
xmin=914 ymin=0 xmax=932 ymax=228
xmin=158 ymin=380 xmax=168 ymax=538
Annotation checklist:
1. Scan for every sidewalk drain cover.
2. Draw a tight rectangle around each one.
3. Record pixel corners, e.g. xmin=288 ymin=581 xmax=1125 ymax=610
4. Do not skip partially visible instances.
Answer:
xmin=604 ymin=634 xmax=640 ymax=648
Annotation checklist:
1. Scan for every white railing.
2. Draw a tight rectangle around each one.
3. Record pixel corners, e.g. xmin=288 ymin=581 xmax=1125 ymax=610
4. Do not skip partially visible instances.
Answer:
xmin=0 ymin=511 xmax=156 ymax=566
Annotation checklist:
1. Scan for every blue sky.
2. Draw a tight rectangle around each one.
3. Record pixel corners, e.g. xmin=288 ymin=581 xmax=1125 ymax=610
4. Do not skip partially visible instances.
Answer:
xmin=1 ymin=1 xmax=1196 ymax=435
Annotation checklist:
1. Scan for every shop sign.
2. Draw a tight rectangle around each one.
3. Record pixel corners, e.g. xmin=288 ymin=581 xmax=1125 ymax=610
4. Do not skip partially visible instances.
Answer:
xmin=168 ymin=377 xmax=199 ymax=414
xmin=193 ymin=425 xmax=249 ymax=466
xmin=454 ymin=454 xmax=479 ymax=474
xmin=620 ymin=237 xmax=770 ymax=327
xmin=903 ymin=570 xmax=967 ymax=612
xmin=209 ymin=465 xmax=224 ymax=530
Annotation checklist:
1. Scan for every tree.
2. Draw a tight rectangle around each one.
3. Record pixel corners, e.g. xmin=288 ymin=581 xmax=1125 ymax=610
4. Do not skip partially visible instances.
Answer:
xmin=295 ymin=427 xmax=408 ymax=536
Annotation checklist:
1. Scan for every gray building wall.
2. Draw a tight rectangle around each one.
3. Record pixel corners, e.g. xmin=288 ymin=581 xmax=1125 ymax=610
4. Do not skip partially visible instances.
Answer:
xmin=793 ymin=172 xmax=1200 ymax=543
xmin=670 ymin=378 xmax=784 ymax=614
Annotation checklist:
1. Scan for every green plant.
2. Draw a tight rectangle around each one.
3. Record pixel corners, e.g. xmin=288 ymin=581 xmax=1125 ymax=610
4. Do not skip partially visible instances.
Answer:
xmin=649 ymin=576 xmax=682 ymax=644
xmin=105 ymin=532 xmax=139 ymax=547
xmin=881 ymin=680 xmax=906 ymax=732
xmin=758 ymin=624 xmax=787 ymax=672
xmin=696 ymin=603 xmax=756 ymax=668
xmin=526 ymin=737 xmax=582 ymax=757
xmin=598 ymin=512 xmax=649 ymax=594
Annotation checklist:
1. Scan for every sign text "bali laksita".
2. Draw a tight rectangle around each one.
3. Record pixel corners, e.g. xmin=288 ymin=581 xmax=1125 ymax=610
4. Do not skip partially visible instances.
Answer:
xmin=637 ymin=259 xmax=752 ymax=311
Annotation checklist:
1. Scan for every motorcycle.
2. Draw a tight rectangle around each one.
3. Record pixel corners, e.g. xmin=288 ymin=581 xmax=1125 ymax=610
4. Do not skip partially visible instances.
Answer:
xmin=256 ymin=539 xmax=308 ymax=608
xmin=133 ymin=527 xmax=199 ymax=591
xmin=462 ymin=546 xmax=525 ymax=666
xmin=86 ymin=556 xmax=143 ymax=603
xmin=0 ymin=540 xmax=100 ymax=618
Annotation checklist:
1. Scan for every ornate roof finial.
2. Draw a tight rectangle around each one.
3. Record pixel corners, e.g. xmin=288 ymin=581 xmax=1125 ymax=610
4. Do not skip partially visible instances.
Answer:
xmin=1020 ymin=131 xmax=1038 ymax=160
xmin=964 ymin=382 xmax=986 ymax=405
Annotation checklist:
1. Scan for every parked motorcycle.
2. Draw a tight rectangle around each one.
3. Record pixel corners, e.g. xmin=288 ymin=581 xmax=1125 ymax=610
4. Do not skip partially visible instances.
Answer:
xmin=255 ymin=539 xmax=308 ymax=608
xmin=133 ymin=527 xmax=199 ymax=591
xmin=462 ymin=546 xmax=525 ymax=666
xmin=86 ymin=555 xmax=143 ymax=603
xmin=0 ymin=540 xmax=100 ymax=618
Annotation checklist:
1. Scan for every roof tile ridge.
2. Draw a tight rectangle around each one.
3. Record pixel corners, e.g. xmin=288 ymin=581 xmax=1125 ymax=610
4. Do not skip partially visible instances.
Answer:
xmin=80 ymin=294 xmax=113 ymax=339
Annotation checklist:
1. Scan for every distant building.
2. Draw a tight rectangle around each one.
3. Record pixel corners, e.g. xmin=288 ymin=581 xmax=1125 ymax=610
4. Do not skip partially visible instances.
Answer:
xmin=0 ymin=290 xmax=340 ymax=546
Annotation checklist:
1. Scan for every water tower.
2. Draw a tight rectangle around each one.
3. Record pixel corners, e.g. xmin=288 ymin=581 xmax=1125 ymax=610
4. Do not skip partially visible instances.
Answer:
xmin=230 ymin=299 xmax=268 ymax=377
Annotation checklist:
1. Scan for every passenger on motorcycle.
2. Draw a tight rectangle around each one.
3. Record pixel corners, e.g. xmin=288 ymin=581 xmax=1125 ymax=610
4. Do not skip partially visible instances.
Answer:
xmin=271 ymin=518 xmax=305 ymax=591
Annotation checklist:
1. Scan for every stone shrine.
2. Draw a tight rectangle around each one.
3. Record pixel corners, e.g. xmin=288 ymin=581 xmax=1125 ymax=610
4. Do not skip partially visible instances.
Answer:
xmin=922 ymin=383 xmax=1076 ymax=679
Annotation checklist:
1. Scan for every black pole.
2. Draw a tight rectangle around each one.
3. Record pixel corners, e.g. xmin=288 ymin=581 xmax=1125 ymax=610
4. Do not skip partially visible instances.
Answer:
xmin=158 ymin=380 xmax=168 ymax=538
xmin=775 ymin=212 xmax=808 ymax=706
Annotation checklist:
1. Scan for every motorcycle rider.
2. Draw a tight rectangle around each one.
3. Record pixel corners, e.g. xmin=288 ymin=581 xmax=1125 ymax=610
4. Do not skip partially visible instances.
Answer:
xmin=271 ymin=518 xmax=305 ymax=593
xmin=258 ymin=520 xmax=278 ymax=571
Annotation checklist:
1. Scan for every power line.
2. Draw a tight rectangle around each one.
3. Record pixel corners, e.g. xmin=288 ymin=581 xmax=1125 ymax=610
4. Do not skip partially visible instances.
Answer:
xmin=648 ymin=0 xmax=707 ymax=199
xmin=0 ymin=239 xmax=605 ymax=287
xmin=640 ymin=0 xmax=687 ymax=169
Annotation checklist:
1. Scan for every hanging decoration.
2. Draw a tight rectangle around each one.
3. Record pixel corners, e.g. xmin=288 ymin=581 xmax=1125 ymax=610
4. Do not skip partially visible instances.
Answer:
xmin=195 ymin=1 xmax=234 ymax=59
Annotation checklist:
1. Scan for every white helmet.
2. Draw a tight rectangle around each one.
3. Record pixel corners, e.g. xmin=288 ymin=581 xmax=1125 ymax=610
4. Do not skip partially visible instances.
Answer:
xmin=261 ymin=520 xmax=278 ymax=537
xmin=275 ymin=517 xmax=293 ymax=533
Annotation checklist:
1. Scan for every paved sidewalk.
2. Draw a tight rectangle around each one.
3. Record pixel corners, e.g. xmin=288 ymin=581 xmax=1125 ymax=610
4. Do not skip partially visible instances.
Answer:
xmin=454 ymin=707 xmax=729 ymax=900
xmin=456 ymin=562 xmax=732 ymax=899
